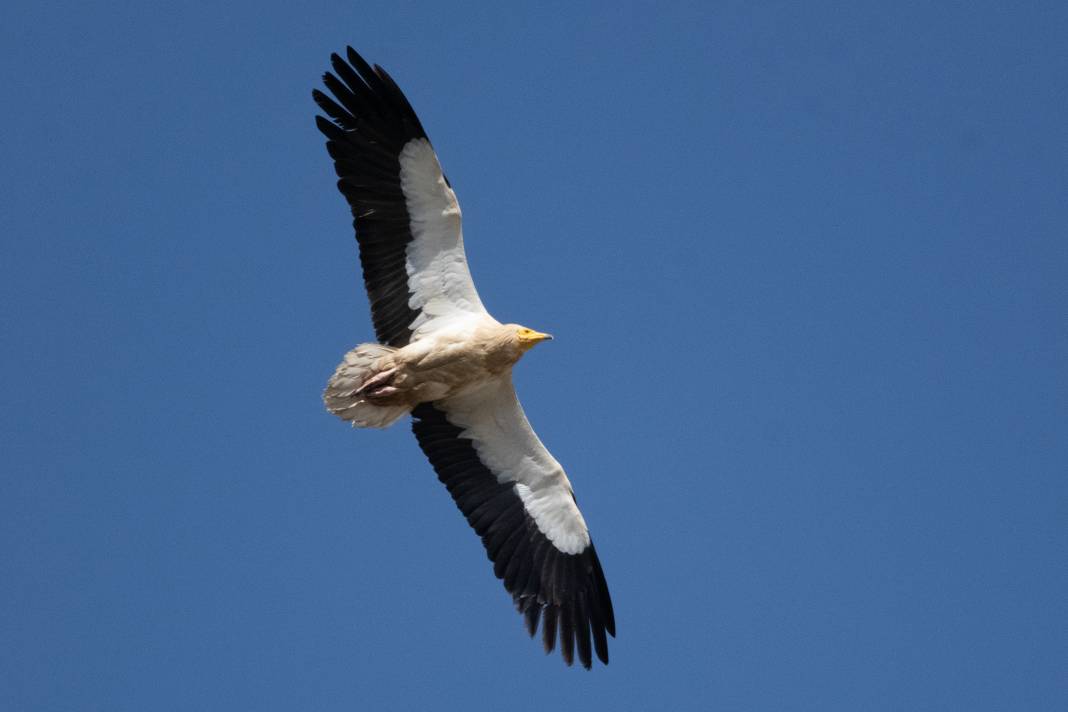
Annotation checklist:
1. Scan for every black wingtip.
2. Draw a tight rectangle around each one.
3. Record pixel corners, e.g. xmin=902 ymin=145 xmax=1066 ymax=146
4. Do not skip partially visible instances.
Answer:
xmin=313 ymin=114 xmax=344 ymax=140
xmin=345 ymin=46 xmax=381 ymax=91
xmin=560 ymin=604 xmax=576 ymax=667
xmin=311 ymin=88 xmax=334 ymax=115
xmin=594 ymin=636 xmax=609 ymax=666
xmin=542 ymin=606 xmax=558 ymax=654
xmin=523 ymin=602 xmax=541 ymax=638
xmin=575 ymin=596 xmax=593 ymax=669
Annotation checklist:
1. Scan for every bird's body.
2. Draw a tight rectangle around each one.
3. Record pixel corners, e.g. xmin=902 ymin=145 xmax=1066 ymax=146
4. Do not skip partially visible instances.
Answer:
xmin=324 ymin=318 xmax=544 ymax=422
xmin=313 ymin=47 xmax=614 ymax=668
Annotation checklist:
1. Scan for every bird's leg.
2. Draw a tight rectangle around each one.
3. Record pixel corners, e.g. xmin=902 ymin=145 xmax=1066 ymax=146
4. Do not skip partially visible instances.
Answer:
xmin=354 ymin=367 xmax=397 ymax=396
xmin=364 ymin=385 xmax=401 ymax=403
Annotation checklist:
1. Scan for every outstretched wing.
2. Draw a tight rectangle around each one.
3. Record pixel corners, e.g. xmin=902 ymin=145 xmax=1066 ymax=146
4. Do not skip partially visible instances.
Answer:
xmin=411 ymin=377 xmax=615 ymax=668
xmin=313 ymin=47 xmax=487 ymax=347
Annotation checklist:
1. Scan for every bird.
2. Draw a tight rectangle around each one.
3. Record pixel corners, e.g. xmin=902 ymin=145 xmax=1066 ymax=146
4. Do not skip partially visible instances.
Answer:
xmin=312 ymin=48 xmax=615 ymax=669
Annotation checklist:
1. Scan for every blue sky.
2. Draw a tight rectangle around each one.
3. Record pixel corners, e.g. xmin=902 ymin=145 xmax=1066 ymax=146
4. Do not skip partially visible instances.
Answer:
xmin=2 ymin=1 xmax=1066 ymax=709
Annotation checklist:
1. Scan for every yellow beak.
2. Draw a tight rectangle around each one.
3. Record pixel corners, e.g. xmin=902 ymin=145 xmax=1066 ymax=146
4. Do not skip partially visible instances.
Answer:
xmin=518 ymin=330 xmax=554 ymax=349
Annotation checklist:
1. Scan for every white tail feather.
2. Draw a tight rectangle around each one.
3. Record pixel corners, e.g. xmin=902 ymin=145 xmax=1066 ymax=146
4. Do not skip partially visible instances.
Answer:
xmin=323 ymin=344 xmax=410 ymax=429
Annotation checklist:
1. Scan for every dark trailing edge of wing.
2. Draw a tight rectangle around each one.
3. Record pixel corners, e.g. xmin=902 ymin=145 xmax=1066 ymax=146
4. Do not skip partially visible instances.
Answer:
xmin=411 ymin=403 xmax=616 ymax=668
xmin=313 ymin=47 xmax=431 ymax=348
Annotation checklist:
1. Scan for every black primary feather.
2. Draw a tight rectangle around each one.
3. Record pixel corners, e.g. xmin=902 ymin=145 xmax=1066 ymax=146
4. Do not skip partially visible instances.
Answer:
xmin=313 ymin=48 xmax=429 ymax=347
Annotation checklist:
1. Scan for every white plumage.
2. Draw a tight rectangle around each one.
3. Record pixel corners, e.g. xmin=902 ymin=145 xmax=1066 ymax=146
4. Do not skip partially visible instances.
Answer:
xmin=442 ymin=377 xmax=592 ymax=555
xmin=314 ymin=47 xmax=614 ymax=668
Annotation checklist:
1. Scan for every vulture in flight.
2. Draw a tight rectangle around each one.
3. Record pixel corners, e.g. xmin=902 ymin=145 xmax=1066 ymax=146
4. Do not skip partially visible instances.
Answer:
xmin=313 ymin=47 xmax=615 ymax=668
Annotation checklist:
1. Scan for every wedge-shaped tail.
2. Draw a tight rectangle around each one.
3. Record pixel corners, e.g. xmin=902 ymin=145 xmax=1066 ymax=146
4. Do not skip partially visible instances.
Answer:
xmin=324 ymin=344 xmax=409 ymax=428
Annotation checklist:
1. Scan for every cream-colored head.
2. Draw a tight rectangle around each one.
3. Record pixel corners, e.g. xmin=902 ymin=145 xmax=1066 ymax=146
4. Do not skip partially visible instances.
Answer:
xmin=515 ymin=325 xmax=553 ymax=351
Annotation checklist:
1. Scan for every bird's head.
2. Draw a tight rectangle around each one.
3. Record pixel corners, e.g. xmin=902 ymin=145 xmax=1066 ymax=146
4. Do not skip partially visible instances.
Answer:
xmin=515 ymin=326 xmax=553 ymax=351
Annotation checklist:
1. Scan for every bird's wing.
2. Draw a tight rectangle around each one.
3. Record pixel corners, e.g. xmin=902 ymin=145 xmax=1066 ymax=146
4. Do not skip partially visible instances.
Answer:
xmin=314 ymin=48 xmax=487 ymax=348
xmin=411 ymin=376 xmax=615 ymax=668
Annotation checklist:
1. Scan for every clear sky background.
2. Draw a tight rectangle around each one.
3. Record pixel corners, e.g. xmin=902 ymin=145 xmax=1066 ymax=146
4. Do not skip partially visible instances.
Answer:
xmin=2 ymin=1 xmax=1066 ymax=710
